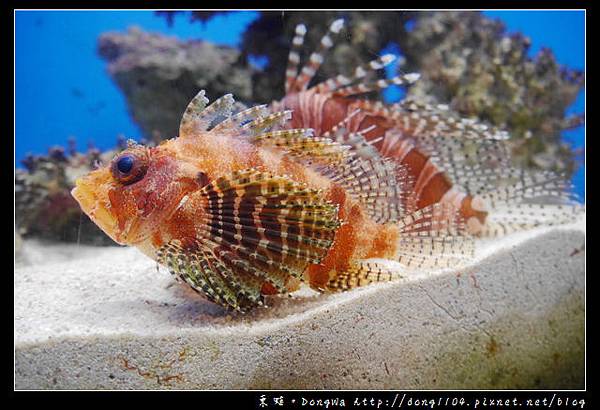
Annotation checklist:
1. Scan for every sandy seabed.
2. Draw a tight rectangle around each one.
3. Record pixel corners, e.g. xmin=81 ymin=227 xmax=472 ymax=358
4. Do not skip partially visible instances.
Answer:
xmin=15 ymin=218 xmax=585 ymax=389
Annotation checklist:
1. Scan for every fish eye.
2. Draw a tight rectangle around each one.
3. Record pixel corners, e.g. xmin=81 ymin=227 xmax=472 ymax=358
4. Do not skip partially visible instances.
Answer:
xmin=117 ymin=155 xmax=134 ymax=174
xmin=111 ymin=150 xmax=148 ymax=185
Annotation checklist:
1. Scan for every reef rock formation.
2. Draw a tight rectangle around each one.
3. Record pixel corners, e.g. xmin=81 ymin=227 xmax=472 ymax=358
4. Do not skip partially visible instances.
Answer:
xmin=158 ymin=11 xmax=412 ymax=103
xmin=238 ymin=11 xmax=413 ymax=103
xmin=401 ymin=11 xmax=584 ymax=176
xmin=98 ymin=26 xmax=255 ymax=143
xmin=156 ymin=11 xmax=584 ymax=177
xmin=15 ymin=143 xmax=122 ymax=245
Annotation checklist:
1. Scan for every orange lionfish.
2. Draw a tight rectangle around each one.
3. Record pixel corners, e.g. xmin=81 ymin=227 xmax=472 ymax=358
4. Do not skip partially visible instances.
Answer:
xmin=71 ymin=19 xmax=581 ymax=312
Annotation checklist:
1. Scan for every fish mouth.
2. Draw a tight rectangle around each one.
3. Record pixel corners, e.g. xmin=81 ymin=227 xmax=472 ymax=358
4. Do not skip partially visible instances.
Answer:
xmin=71 ymin=175 xmax=123 ymax=244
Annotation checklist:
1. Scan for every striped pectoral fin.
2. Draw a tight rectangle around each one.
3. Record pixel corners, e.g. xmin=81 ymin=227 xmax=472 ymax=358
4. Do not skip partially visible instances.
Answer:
xmin=355 ymin=99 xmax=513 ymax=196
xmin=329 ymin=126 xmax=415 ymax=223
xmin=411 ymin=136 xmax=514 ymax=197
xmin=159 ymin=169 xmax=342 ymax=312
xmin=323 ymin=260 xmax=404 ymax=293
xmin=254 ymin=127 xmax=411 ymax=224
xmin=157 ymin=239 xmax=259 ymax=311
xmin=354 ymin=98 xmax=513 ymax=196
xmin=395 ymin=203 xmax=475 ymax=270
xmin=477 ymin=170 xmax=577 ymax=205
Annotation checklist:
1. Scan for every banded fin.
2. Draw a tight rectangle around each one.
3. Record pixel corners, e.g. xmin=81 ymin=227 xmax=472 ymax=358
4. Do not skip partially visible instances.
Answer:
xmin=178 ymin=90 xmax=209 ymax=136
xmin=352 ymin=99 xmax=509 ymax=141
xmin=241 ymin=110 xmax=293 ymax=136
xmin=291 ymin=18 xmax=345 ymax=92
xmin=473 ymin=171 xmax=584 ymax=236
xmin=321 ymin=108 xmax=362 ymax=139
xmin=322 ymin=112 xmax=414 ymax=222
xmin=179 ymin=91 xmax=235 ymax=137
xmin=255 ymin=128 xmax=350 ymax=163
xmin=283 ymin=20 xmax=416 ymax=97
xmin=351 ymin=98 xmax=514 ymax=195
xmin=157 ymin=240 xmax=257 ymax=310
xmin=285 ymin=24 xmax=308 ymax=93
xmin=317 ymin=132 xmax=413 ymax=223
xmin=211 ymin=104 xmax=269 ymax=133
xmin=413 ymin=135 xmax=512 ymax=195
xmin=324 ymin=260 xmax=403 ymax=292
xmin=395 ymin=203 xmax=474 ymax=270
xmin=399 ymin=106 xmax=515 ymax=197
xmin=392 ymin=100 xmax=510 ymax=141
xmin=313 ymin=54 xmax=397 ymax=95
xmin=479 ymin=202 xmax=584 ymax=237
xmin=255 ymin=128 xmax=410 ymax=223
xmin=332 ymin=73 xmax=421 ymax=98
xmin=476 ymin=170 xmax=576 ymax=205
xmin=179 ymin=91 xmax=288 ymax=136
xmin=159 ymin=169 xmax=341 ymax=311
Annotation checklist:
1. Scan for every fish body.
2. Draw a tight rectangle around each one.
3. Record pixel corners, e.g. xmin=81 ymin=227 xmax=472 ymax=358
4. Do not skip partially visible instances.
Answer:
xmin=72 ymin=19 xmax=581 ymax=312
xmin=275 ymin=92 xmax=490 ymax=233
xmin=72 ymin=92 xmax=466 ymax=306
xmin=273 ymin=19 xmax=581 ymax=237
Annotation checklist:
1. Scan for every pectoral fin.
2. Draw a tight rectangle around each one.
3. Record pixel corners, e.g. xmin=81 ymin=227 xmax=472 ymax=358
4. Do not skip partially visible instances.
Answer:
xmin=157 ymin=169 xmax=342 ymax=312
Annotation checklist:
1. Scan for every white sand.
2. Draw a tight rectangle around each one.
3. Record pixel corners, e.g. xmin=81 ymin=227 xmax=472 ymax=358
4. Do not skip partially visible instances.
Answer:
xmin=15 ymin=218 xmax=585 ymax=389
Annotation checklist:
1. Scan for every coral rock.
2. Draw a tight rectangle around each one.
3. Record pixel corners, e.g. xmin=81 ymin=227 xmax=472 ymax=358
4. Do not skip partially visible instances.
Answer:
xmin=98 ymin=26 xmax=254 ymax=142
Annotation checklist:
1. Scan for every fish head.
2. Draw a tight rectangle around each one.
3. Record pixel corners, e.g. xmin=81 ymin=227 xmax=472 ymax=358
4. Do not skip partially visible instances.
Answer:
xmin=71 ymin=142 xmax=200 ymax=245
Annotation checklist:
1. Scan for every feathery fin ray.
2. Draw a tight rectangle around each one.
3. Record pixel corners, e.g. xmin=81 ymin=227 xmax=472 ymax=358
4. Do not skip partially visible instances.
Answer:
xmin=395 ymin=203 xmax=474 ymax=270
xmin=179 ymin=92 xmax=235 ymax=137
xmin=158 ymin=169 xmax=341 ymax=312
xmin=324 ymin=261 xmax=403 ymax=292
xmin=292 ymin=18 xmax=345 ymax=92
xmin=254 ymin=124 xmax=410 ymax=223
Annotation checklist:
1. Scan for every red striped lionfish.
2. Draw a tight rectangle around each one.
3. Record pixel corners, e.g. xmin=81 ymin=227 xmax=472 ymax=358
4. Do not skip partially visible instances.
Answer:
xmin=72 ymin=19 xmax=583 ymax=312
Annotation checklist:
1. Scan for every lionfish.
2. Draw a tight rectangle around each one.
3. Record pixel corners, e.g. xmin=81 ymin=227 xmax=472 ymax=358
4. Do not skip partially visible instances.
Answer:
xmin=71 ymin=19 xmax=582 ymax=312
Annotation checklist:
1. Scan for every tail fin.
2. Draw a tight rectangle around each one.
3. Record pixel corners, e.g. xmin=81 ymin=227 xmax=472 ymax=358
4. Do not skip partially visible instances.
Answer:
xmin=395 ymin=203 xmax=475 ymax=270
xmin=475 ymin=170 xmax=584 ymax=237
xmin=322 ymin=203 xmax=475 ymax=293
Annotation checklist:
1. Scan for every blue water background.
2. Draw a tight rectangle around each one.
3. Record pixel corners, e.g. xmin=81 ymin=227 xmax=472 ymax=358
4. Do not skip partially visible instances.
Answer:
xmin=15 ymin=10 xmax=585 ymax=200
